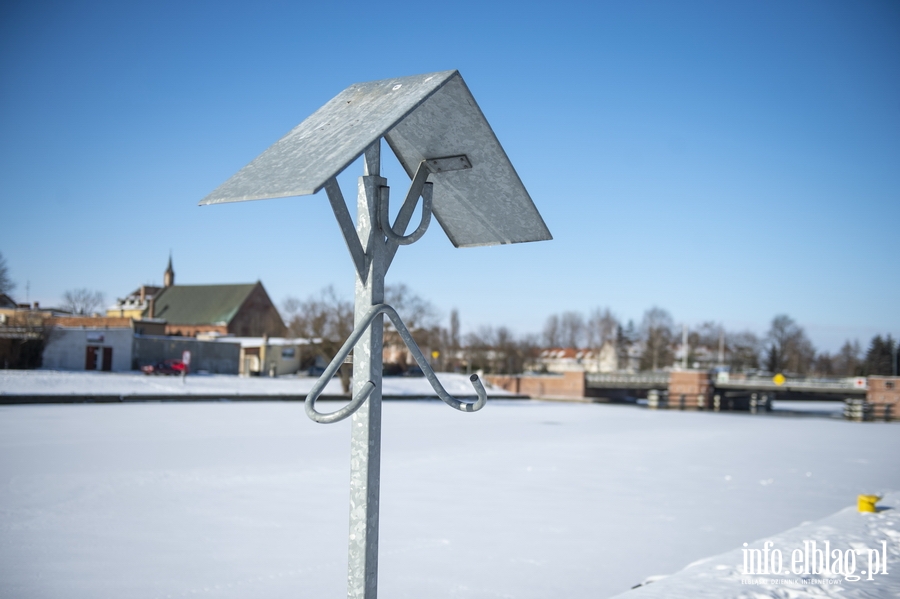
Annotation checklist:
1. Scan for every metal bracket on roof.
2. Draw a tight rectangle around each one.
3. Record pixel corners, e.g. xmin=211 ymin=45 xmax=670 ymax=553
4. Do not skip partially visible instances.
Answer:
xmin=379 ymin=161 xmax=433 ymax=247
xmin=383 ymin=156 xmax=471 ymax=267
xmin=425 ymin=154 xmax=472 ymax=173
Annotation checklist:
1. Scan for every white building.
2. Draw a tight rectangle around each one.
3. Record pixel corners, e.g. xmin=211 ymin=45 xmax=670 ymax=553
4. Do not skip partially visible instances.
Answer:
xmin=43 ymin=327 xmax=134 ymax=372
xmin=198 ymin=333 xmax=314 ymax=376
xmin=534 ymin=340 xmax=619 ymax=374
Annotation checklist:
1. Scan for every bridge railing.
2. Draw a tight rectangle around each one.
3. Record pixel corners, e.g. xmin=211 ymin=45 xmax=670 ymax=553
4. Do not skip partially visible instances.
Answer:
xmin=717 ymin=377 xmax=862 ymax=392
xmin=585 ymin=372 xmax=864 ymax=394
xmin=586 ymin=372 xmax=670 ymax=387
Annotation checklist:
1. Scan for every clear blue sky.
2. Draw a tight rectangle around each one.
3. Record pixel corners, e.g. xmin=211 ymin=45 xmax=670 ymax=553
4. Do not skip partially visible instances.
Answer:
xmin=1 ymin=0 xmax=897 ymax=351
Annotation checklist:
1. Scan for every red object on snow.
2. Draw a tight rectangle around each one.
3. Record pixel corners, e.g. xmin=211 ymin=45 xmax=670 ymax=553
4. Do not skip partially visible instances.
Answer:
xmin=141 ymin=359 xmax=186 ymax=375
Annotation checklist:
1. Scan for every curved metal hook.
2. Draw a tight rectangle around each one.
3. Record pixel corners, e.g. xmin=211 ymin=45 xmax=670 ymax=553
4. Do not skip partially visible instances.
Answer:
xmin=305 ymin=304 xmax=487 ymax=424
xmin=378 ymin=163 xmax=433 ymax=246
xmin=379 ymin=304 xmax=487 ymax=413
xmin=304 ymin=320 xmax=376 ymax=424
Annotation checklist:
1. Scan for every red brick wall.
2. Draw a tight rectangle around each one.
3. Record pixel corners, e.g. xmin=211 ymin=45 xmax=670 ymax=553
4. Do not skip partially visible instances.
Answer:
xmin=485 ymin=371 xmax=585 ymax=399
xmin=867 ymin=377 xmax=900 ymax=419
xmin=49 ymin=316 xmax=133 ymax=328
xmin=867 ymin=376 xmax=900 ymax=403
xmin=668 ymin=370 xmax=713 ymax=409
xmin=164 ymin=324 xmax=229 ymax=337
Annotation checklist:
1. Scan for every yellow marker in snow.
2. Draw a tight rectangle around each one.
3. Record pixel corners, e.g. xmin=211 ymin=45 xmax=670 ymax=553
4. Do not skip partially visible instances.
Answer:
xmin=773 ymin=373 xmax=786 ymax=386
xmin=858 ymin=494 xmax=880 ymax=513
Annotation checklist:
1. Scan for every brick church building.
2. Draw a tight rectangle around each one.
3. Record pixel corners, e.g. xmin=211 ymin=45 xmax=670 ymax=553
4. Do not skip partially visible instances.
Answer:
xmin=108 ymin=257 xmax=286 ymax=338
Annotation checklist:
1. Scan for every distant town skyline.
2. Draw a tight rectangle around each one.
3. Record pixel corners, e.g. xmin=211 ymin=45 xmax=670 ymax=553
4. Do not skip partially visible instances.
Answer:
xmin=1 ymin=1 xmax=897 ymax=352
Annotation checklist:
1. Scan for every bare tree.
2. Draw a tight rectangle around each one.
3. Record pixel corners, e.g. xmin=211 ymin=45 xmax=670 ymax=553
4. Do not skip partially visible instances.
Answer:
xmin=812 ymin=352 xmax=835 ymax=376
xmin=559 ymin=311 xmax=586 ymax=348
xmin=726 ymin=331 xmax=760 ymax=372
xmin=812 ymin=335 xmax=896 ymax=377
xmin=586 ymin=307 xmax=618 ymax=349
xmin=434 ymin=308 xmax=462 ymax=372
xmin=62 ymin=288 xmax=105 ymax=315
xmin=682 ymin=321 xmax=726 ymax=368
xmin=541 ymin=311 xmax=588 ymax=348
xmin=617 ymin=320 xmax=638 ymax=371
xmin=833 ymin=340 xmax=862 ymax=376
xmin=692 ymin=321 xmax=724 ymax=350
xmin=585 ymin=307 xmax=618 ymax=371
xmin=639 ymin=307 xmax=674 ymax=371
xmin=449 ymin=309 xmax=460 ymax=350
xmin=463 ymin=326 xmax=495 ymax=373
xmin=494 ymin=326 xmax=523 ymax=374
xmin=0 ymin=251 xmax=14 ymax=296
xmin=764 ymin=315 xmax=816 ymax=375
xmin=282 ymin=285 xmax=354 ymax=390
xmin=282 ymin=285 xmax=352 ymax=342
xmin=384 ymin=283 xmax=442 ymax=364
xmin=461 ymin=325 xmax=534 ymax=374
xmin=385 ymin=283 xmax=439 ymax=331
xmin=542 ymin=314 xmax=560 ymax=347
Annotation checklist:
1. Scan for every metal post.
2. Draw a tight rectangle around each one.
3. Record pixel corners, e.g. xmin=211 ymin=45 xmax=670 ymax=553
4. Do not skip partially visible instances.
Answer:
xmin=348 ymin=141 xmax=386 ymax=599
xmin=200 ymin=72 xmax=548 ymax=599
xmin=718 ymin=329 xmax=725 ymax=367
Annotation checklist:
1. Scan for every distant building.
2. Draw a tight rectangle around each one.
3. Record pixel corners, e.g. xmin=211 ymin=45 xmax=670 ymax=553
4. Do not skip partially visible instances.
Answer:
xmin=150 ymin=283 xmax=286 ymax=337
xmin=40 ymin=314 xmax=243 ymax=374
xmin=673 ymin=341 xmax=723 ymax=371
xmin=196 ymin=334 xmax=313 ymax=376
xmin=108 ymin=257 xmax=286 ymax=338
xmin=533 ymin=341 xmax=619 ymax=373
xmin=107 ymin=285 xmax=163 ymax=319
xmin=163 ymin=254 xmax=175 ymax=288
xmin=42 ymin=316 xmax=166 ymax=372
xmin=383 ymin=328 xmax=435 ymax=372
xmin=1 ymin=301 xmax=55 ymax=369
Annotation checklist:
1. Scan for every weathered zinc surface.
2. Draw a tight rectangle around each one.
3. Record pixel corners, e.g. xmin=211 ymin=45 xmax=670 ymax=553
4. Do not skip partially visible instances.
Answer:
xmin=200 ymin=70 xmax=551 ymax=248
xmin=202 ymin=69 xmax=550 ymax=599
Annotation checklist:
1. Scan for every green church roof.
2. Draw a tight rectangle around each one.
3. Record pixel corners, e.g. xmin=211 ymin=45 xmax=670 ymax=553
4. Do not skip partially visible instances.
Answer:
xmin=149 ymin=284 xmax=258 ymax=325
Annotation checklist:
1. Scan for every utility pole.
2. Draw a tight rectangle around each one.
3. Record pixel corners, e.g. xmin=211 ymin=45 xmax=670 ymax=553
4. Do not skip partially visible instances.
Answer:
xmin=718 ymin=329 xmax=725 ymax=367
xmin=200 ymin=71 xmax=551 ymax=599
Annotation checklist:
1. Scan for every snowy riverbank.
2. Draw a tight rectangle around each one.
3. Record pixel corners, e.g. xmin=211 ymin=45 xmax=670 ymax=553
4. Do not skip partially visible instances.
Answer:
xmin=1 ymin=399 xmax=897 ymax=598
xmin=615 ymin=492 xmax=900 ymax=598
xmin=0 ymin=369 xmax=513 ymax=398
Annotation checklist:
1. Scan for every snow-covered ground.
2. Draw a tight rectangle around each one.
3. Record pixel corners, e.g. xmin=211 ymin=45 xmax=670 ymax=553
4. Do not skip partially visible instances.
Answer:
xmin=1 ymin=391 xmax=897 ymax=598
xmin=0 ymin=369 xmax=512 ymax=398
xmin=615 ymin=491 xmax=900 ymax=598
xmin=770 ymin=400 xmax=846 ymax=418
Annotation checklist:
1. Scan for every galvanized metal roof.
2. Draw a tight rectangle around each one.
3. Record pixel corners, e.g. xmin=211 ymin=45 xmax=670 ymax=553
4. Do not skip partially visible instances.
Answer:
xmin=200 ymin=70 xmax=551 ymax=248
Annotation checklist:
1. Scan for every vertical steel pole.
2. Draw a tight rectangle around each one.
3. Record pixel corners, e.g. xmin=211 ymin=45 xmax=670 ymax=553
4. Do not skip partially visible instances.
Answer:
xmin=347 ymin=141 xmax=385 ymax=599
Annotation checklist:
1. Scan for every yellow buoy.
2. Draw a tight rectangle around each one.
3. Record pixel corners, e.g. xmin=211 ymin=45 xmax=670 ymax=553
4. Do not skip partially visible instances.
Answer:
xmin=858 ymin=494 xmax=881 ymax=513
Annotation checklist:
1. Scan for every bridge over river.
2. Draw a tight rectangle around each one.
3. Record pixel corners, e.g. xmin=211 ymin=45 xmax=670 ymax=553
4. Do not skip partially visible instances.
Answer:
xmin=585 ymin=372 xmax=867 ymax=402
xmin=479 ymin=371 xmax=896 ymax=418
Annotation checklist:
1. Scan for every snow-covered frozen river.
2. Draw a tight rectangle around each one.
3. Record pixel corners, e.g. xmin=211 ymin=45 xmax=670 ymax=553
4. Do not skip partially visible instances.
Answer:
xmin=1 ymin=398 xmax=897 ymax=598
xmin=0 ymin=369 xmax=513 ymax=398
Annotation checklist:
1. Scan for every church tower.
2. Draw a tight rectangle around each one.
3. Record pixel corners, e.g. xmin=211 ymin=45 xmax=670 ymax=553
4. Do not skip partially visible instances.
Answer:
xmin=164 ymin=254 xmax=175 ymax=288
